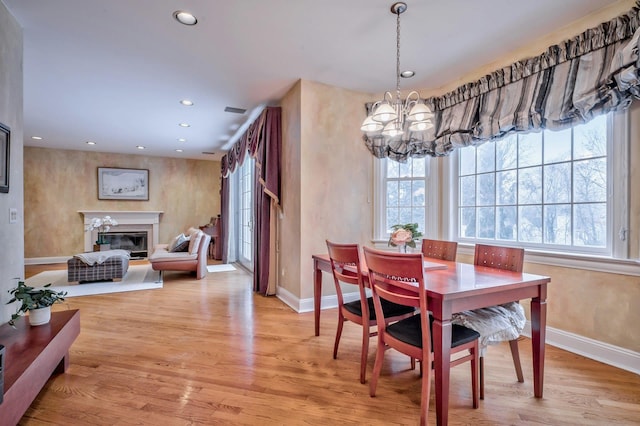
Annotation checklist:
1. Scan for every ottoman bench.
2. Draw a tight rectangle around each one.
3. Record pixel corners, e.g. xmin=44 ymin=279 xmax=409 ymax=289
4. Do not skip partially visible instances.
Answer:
xmin=67 ymin=249 xmax=130 ymax=283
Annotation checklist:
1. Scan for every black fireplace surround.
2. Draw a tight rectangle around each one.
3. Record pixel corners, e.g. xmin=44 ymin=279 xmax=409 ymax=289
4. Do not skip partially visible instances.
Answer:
xmin=99 ymin=231 xmax=148 ymax=258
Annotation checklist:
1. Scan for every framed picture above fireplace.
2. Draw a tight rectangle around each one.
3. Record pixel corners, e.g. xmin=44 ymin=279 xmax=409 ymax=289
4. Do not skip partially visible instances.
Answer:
xmin=98 ymin=167 xmax=149 ymax=200
xmin=0 ymin=122 xmax=9 ymax=193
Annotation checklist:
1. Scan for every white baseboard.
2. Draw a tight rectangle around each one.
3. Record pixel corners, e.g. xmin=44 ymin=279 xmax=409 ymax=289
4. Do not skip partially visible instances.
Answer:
xmin=523 ymin=321 xmax=639 ymax=375
xmin=278 ymin=288 xmax=359 ymax=313
xmin=291 ymin=291 xmax=639 ymax=375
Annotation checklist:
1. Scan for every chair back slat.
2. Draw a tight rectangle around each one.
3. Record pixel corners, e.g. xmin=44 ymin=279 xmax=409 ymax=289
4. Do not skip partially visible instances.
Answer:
xmin=363 ymin=247 xmax=427 ymax=311
xmin=326 ymin=241 xmax=368 ymax=314
xmin=374 ymin=280 xmax=421 ymax=308
xmin=326 ymin=241 xmax=362 ymax=286
xmin=421 ymin=239 xmax=458 ymax=261
xmin=474 ymin=244 xmax=524 ymax=272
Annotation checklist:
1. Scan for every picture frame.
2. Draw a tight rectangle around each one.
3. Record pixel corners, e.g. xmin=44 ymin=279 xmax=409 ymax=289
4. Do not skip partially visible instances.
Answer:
xmin=97 ymin=167 xmax=149 ymax=200
xmin=0 ymin=122 xmax=9 ymax=193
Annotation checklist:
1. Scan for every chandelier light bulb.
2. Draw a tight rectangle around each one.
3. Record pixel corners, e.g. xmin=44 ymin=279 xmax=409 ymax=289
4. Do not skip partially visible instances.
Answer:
xmin=371 ymin=102 xmax=397 ymax=123
xmin=408 ymin=103 xmax=433 ymax=122
xmin=361 ymin=116 xmax=384 ymax=133
xmin=409 ymin=120 xmax=434 ymax=132
xmin=382 ymin=121 xmax=404 ymax=138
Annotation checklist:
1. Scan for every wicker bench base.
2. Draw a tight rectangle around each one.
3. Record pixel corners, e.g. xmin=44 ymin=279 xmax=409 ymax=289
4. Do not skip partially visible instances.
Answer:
xmin=67 ymin=255 xmax=129 ymax=283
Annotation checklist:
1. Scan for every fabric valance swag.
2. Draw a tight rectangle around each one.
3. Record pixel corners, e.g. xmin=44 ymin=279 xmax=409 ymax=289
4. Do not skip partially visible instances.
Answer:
xmin=365 ymin=1 xmax=640 ymax=161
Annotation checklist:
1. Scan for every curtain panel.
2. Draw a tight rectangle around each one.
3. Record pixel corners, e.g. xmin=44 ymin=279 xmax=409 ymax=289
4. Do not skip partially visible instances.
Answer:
xmin=365 ymin=1 xmax=640 ymax=161
xmin=220 ymin=106 xmax=281 ymax=295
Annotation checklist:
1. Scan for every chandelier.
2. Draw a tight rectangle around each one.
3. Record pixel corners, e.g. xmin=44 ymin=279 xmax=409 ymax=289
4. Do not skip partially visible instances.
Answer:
xmin=361 ymin=2 xmax=433 ymax=143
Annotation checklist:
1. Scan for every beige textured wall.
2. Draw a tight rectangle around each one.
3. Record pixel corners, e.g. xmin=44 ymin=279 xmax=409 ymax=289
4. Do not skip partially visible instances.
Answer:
xmin=279 ymin=80 xmax=302 ymax=296
xmin=0 ymin=3 xmax=24 ymax=323
xmin=299 ymin=80 xmax=373 ymax=300
xmin=278 ymin=79 xmax=372 ymax=299
xmin=24 ymin=147 xmax=221 ymax=258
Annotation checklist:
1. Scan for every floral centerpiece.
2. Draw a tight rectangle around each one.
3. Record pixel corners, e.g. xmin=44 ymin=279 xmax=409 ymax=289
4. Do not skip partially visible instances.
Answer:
xmin=388 ymin=223 xmax=423 ymax=251
xmin=85 ymin=215 xmax=118 ymax=245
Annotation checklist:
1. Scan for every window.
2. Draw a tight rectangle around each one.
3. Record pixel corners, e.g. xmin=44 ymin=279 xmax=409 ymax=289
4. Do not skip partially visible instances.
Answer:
xmin=455 ymin=113 xmax=627 ymax=256
xmin=373 ymin=157 xmax=436 ymax=242
xmin=237 ymin=156 xmax=254 ymax=271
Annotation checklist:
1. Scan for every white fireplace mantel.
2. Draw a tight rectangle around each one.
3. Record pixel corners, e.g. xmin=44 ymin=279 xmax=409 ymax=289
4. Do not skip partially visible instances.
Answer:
xmin=79 ymin=210 xmax=163 ymax=252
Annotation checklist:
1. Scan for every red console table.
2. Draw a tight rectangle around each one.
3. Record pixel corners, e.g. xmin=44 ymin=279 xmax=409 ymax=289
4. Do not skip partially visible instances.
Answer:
xmin=0 ymin=309 xmax=80 ymax=425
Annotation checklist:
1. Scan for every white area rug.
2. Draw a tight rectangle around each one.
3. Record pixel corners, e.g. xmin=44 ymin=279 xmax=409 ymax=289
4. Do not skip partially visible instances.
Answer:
xmin=26 ymin=264 xmax=162 ymax=297
xmin=207 ymin=264 xmax=236 ymax=273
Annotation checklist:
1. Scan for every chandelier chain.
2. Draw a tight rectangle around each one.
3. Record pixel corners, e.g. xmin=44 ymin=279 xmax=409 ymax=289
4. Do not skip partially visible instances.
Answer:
xmin=395 ymin=7 xmax=401 ymax=102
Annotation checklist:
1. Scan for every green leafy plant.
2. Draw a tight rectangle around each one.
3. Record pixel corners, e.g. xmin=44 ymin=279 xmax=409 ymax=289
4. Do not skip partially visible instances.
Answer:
xmin=6 ymin=280 xmax=67 ymax=327
xmin=388 ymin=223 xmax=423 ymax=248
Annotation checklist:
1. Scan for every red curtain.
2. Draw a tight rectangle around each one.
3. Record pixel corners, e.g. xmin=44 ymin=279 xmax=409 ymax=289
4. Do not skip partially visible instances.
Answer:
xmin=220 ymin=107 xmax=281 ymax=295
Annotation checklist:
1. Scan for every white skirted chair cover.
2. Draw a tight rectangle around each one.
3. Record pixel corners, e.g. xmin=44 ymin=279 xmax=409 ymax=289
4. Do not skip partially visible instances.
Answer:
xmin=452 ymin=302 xmax=526 ymax=357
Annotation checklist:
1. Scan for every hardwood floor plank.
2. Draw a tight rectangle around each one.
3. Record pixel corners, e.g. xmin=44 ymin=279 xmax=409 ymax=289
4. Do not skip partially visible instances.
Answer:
xmin=16 ymin=262 xmax=640 ymax=425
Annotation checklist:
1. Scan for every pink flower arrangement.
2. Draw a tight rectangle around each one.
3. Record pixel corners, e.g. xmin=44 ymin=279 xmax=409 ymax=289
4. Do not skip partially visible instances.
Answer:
xmin=388 ymin=223 xmax=423 ymax=248
xmin=390 ymin=228 xmax=414 ymax=246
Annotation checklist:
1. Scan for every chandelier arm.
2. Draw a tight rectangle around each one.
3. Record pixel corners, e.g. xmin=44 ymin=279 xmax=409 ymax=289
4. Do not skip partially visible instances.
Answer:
xmin=406 ymin=91 xmax=421 ymax=102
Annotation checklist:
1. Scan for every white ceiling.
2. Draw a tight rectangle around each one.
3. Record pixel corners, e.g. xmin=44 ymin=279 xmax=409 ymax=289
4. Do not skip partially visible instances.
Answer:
xmin=3 ymin=0 xmax=622 ymax=161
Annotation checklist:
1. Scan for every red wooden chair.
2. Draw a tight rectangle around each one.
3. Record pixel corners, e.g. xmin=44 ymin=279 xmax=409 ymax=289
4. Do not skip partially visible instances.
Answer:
xmin=453 ymin=243 xmax=526 ymax=399
xmin=363 ymin=247 xmax=480 ymax=425
xmin=326 ymin=241 xmax=415 ymax=384
xmin=421 ymin=238 xmax=458 ymax=261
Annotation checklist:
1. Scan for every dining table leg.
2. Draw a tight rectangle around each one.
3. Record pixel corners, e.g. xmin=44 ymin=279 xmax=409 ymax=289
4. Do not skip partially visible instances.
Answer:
xmin=432 ymin=313 xmax=452 ymax=426
xmin=530 ymin=286 xmax=547 ymax=398
xmin=314 ymin=259 xmax=322 ymax=336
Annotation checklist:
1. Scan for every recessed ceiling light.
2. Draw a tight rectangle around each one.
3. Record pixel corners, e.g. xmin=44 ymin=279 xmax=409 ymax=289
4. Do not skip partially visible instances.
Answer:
xmin=180 ymin=99 xmax=194 ymax=106
xmin=179 ymin=123 xmax=190 ymax=127
xmin=31 ymin=136 xmax=43 ymax=140
xmin=86 ymin=141 xmax=96 ymax=145
xmin=401 ymin=70 xmax=415 ymax=78
xmin=173 ymin=10 xmax=197 ymax=26
xmin=178 ymin=138 xmax=187 ymax=142
xmin=175 ymin=149 xmax=183 ymax=153
xmin=137 ymin=145 xmax=145 ymax=150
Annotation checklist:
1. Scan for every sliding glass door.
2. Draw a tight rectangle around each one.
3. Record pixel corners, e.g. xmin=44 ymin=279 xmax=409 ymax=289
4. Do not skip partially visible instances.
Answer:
xmin=237 ymin=157 xmax=254 ymax=271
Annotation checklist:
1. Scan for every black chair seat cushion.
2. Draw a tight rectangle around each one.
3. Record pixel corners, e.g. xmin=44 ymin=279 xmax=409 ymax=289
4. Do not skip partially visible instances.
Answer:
xmin=387 ymin=314 xmax=480 ymax=349
xmin=344 ymin=297 xmax=415 ymax=320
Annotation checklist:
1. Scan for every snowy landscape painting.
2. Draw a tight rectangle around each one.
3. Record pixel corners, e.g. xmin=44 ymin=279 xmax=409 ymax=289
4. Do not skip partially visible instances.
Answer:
xmin=98 ymin=167 xmax=149 ymax=200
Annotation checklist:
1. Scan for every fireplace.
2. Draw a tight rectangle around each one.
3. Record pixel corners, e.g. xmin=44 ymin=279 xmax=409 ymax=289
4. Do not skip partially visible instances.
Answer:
xmin=79 ymin=210 xmax=163 ymax=256
xmin=100 ymin=231 xmax=148 ymax=258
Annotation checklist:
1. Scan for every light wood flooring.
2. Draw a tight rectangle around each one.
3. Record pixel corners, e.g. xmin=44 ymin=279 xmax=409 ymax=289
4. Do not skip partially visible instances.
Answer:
xmin=17 ymin=261 xmax=640 ymax=425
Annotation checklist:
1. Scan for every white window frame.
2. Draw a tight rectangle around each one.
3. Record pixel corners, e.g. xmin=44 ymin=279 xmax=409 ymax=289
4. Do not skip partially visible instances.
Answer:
xmin=372 ymin=156 xmax=439 ymax=248
xmin=441 ymin=110 xmax=639 ymax=276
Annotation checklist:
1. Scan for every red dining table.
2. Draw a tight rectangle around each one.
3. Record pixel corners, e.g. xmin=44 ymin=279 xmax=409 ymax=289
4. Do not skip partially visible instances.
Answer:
xmin=312 ymin=253 xmax=550 ymax=426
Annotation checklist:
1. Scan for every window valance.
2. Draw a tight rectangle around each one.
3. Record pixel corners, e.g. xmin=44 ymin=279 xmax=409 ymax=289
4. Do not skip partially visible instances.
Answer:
xmin=365 ymin=1 xmax=640 ymax=161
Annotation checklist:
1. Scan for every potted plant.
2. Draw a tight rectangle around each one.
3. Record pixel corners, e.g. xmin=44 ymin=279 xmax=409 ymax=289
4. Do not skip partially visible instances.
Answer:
xmin=6 ymin=280 xmax=67 ymax=327
xmin=388 ymin=223 xmax=423 ymax=252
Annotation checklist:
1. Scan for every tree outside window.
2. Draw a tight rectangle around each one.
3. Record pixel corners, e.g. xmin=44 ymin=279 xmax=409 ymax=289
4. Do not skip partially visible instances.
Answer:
xmin=458 ymin=114 xmax=608 ymax=251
